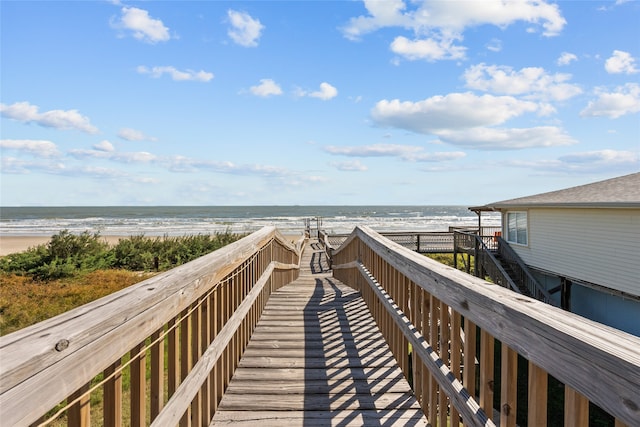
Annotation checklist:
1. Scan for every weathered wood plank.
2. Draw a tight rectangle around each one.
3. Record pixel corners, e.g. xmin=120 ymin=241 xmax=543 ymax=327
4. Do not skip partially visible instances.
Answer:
xmin=210 ymin=410 xmax=428 ymax=427
xmin=217 ymin=392 xmax=421 ymax=411
xmin=211 ymin=246 xmax=427 ymax=426
xmin=228 ymin=366 xmax=405 ymax=382
xmin=224 ymin=378 xmax=412 ymax=395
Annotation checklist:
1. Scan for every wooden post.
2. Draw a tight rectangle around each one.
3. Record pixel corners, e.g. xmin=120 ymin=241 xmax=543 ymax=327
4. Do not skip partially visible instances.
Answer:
xmin=500 ymin=344 xmax=517 ymax=427
xmin=429 ymin=294 xmax=439 ymax=424
xmin=439 ymin=300 xmax=450 ymax=427
xmin=528 ymin=361 xmax=547 ymax=427
xmin=450 ymin=310 xmax=462 ymax=426
xmin=479 ymin=329 xmax=494 ymax=417
xmin=463 ymin=318 xmax=477 ymax=402
xmin=130 ymin=342 xmax=146 ymax=427
xmin=150 ymin=328 xmax=164 ymax=421
xmin=68 ymin=383 xmax=90 ymax=427
xmin=565 ymin=386 xmax=589 ymax=427
xmin=180 ymin=308 xmax=192 ymax=427
xmin=104 ymin=360 xmax=122 ymax=427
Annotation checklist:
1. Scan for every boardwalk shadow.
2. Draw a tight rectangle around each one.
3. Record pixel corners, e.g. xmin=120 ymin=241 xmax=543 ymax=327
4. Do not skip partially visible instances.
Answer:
xmin=303 ymin=274 xmax=426 ymax=426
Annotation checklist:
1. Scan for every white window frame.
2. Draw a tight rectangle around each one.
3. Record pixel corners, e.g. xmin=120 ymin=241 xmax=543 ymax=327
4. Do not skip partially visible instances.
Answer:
xmin=506 ymin=211 xmax=528 ymax=246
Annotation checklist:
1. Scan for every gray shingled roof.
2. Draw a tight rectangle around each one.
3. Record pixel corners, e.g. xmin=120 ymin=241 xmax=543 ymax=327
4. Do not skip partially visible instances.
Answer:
xmin=472 ymin=172 xmax=640 ymax=210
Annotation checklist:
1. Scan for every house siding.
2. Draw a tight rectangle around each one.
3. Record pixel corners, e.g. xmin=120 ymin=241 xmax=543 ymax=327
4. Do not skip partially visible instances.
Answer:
xmin=506 ymin=208 xmax=640 ymax=297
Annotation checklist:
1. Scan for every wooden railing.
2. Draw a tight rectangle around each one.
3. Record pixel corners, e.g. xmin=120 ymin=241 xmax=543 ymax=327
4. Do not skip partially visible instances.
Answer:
xmin=332 ymin=226 xmax=639 ymax=427
xmin=0 ymin=227 xmax=305 ymax=427
xmin=454 ymin=231 xmax=553 ymax=305
xmin=494 ymin=236 xmax=553 ymax=304
xmin=325 ymin=231 xmax=460 ymax=254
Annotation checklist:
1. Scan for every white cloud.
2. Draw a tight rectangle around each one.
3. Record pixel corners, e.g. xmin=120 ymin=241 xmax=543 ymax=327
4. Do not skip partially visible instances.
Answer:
xmin=390 ymin=35 xmax=466 ymax=61
xmin=331 ymin=160 xmax=368 ymax=171
xmin=343 ymin=0 xmax=565 ymax=61
xmin=93 ymin=140 xmax=115 ymax=152
xmin=325 ymin=143 xmax=424 ymax=158
xmin=295 ymin=82 xmax=339 ymax=100
xmin=0 ymin=101 xmax=99 ymax=134
xmin=112 ymin=6 xmax=171 ymax=43
xmin=557 ymin=52 xmax=577 ymax=66
xmin=508 ymin=150 xmax=639 ymax=173
xmin=486 ymin=38 xmax=502 ymax=53
xmin=227 ymin=10 xmax=264 ymax=47
xmin=344 ymin=0 xmax=565 ymax=38
xmin=69 ymin=148 xmax=157 ymax=163
xmin=605 ymin=50 xmax=639 ymax=74
xmin=250 ymin=79 xmax=283 ymax=97
xmin=165 ymin=156 xmax=292 ymax=177
xmin=1 ymin=157 xmax=66 ymax=175
xmin=463 ymin=63 xmax=582 ymax=101
xmin=324 ymin=143 xmax=465 ymax=162
xmin=137 ymin=66 xmax=214 ymax=82
xmin=0 ymin=139 xmax=61 ymax=158
xmin=580 ymin=83 xmax=640 ymax=118
xmin=371 ymin=92 xmax=541 ymax=133
xmin=435 ymin=126 xmax=577 ymax=150
xmin=309 ymin=82 xmax=338 ymax=100
xmin=118 ymin=128 xmax=158 ymax=141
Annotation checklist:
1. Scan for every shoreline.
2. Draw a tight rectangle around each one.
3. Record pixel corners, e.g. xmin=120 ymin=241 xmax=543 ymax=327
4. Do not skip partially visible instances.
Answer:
xmin=0 ymin=232 xmax=303 ymax=257
xmin=0 ymin=236 xmax=130 ymax=257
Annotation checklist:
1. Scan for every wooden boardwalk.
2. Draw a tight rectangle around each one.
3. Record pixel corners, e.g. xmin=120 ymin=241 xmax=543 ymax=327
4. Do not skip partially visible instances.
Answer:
xmin=210 ymin=240 xmax=428 ymax=426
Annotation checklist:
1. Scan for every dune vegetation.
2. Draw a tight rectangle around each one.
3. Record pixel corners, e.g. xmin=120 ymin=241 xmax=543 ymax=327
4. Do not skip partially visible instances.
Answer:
xmin=0 ymin=230 xmax=244 ymax=336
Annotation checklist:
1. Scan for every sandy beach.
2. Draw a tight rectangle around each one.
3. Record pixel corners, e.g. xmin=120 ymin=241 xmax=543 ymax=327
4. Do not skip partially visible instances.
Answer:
xmin=0 ymin=236 xmax=128 ymax=256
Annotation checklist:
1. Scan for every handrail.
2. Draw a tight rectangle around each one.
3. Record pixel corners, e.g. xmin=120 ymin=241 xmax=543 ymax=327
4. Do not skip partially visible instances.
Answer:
xmin=0 ymin=226 xmax=304 ymax=426
xmin=332 ymin=226 xmax=640 ymax=426
xmin=454 ymin=231 xmax=553 ymax=304
xmin=495 ymin=236 xmax=554 ymax=303
xmin=473 ymin=234 xmax=523 ymax=294
xmin=317 ymin=229 xmax=334 ymax=269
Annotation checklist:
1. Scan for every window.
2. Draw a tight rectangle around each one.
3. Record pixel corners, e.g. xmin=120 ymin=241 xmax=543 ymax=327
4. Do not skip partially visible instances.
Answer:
xmin=506 ymin=212 xmax=528 ymax=245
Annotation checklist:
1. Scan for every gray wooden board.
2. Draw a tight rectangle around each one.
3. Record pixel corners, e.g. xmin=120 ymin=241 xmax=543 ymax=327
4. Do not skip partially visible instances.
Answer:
xmin=210 ymin=246 xmax=427 ymax=425
xmin=209 ymin=410 xmax=428 ymax=427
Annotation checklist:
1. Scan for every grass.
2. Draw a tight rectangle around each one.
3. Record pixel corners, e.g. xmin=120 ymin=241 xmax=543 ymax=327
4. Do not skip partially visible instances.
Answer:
xmin=0 ymin=269 xmax=155 ymax=336
xmin=0 ymin=230 xmax=245 ymax=336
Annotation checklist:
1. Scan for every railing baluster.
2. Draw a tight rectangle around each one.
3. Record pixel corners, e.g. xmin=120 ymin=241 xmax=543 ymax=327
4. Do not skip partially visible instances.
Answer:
xmin=420 ymin=287 xmax=430 ymax=417
xmin=168 ymin=317 xmax=179 ymax=399
xmin=191 ymin=301 xmax=202 ymax=426
xmin=180 ymin=308 xmax=191 ymax=427
xmin=528 ymin=361 xmax=547 ymax=427
xmin=565 ymin=386 xmax=589 ymax=427
xmin=479 ymin=329 xmax=494 ymax=417
xmin=439 ymin=299 xmax=449 ymax=427
xmin=429 ymin=294 xmax=439 ymax=424
xmin=130 ymin=342 xmax=146 ymax=427
xmin=450 ymin=309 xmax=462 ymax=426
xmin=500 ymin=344 xmax=518 ymax=427
xmin=104 ymin=360 xmax=122 ymax=427
xmin=201 ymin=294 xmax=211 ymax=424
xmin=150 ymin=328 xmax=164 ymax=421
xmin=68 ymin=382 xmax=90 ymax=427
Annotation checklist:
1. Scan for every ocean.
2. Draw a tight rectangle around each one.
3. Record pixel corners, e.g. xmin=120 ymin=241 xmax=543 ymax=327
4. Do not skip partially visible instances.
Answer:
xmin=0 ymin=206 xmax=500 ymax=237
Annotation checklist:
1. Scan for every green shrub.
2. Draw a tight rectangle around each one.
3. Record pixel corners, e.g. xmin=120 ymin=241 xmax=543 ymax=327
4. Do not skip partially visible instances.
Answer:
xmin=0 ymin=229 xmax=245 ymax=280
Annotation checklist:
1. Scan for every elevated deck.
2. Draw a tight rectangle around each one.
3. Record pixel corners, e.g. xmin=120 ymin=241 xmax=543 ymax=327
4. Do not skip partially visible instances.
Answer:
xmin=211 ymin=241 xmax=427 ymax=426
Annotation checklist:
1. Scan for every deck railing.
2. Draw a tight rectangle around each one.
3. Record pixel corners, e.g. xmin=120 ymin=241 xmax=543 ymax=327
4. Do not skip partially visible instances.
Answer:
xmin=0 ymin=226 xmax=304 ymax=427
xmin=332 ymin=226 xmax=639 ymax=427
xmin=494 ymin=236 xmax=554 ymax=304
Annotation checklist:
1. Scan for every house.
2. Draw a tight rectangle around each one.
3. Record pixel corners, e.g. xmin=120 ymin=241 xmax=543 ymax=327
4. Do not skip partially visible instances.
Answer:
xmin=470 ymin=172 xmax=640 ymax=336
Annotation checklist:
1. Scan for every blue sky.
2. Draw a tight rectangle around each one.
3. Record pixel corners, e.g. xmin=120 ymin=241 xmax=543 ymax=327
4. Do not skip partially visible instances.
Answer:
xmin=1 ymin=0 xmax=639 ymax=206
